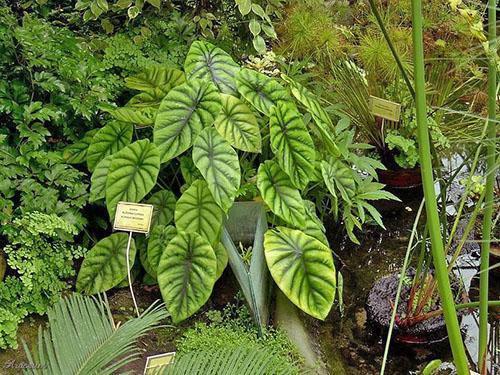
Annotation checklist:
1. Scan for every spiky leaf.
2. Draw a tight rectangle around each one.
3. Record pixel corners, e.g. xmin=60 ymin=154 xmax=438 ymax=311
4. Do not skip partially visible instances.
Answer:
xmin=184 ymin=41 xmax=240 ymax=95
xmin=264 ymin=227 xmax=336 ymax=320
xmin=146 ymin=190 xmax=176 ymax=227
xmin=320 ymin=159 xmax=356 ymax=202
xmin=87 ymin=121 xmax=133 ymax=171
xmin=76 ymin=233 xmax=136 ymax=294
xmin=174 ymin=179 xmax=224 ymax=245
xmin=147 ymin=225 xmax=177 ymax=278
xmin=105 ymin=140 xmax=160 ymax=219
xmin=214 ymin=94 xmax=261 ymax=152
xmin=269 ymin=101 xmax=315 ymax=189
xmin=192 ymin=127 xmax=241 ymax=212
xmin=157 ymin=231 xmax=217 ymax=323
xmin=154 ymin=80 xmax=221 ymax=162
xmin=235 ymin=68 xmax=288 ymax=115
xmin=257 ymin=160 xmax=306 ymax=227
xmin=89 ymin=154 xmax=113 ymax=202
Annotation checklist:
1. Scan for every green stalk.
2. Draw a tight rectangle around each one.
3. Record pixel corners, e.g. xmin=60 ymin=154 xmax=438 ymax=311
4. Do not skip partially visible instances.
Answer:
xmin=479 ymin=0 xmax=497 ymax=371
xmin=410 ymin=0 xmax=469 ymax=373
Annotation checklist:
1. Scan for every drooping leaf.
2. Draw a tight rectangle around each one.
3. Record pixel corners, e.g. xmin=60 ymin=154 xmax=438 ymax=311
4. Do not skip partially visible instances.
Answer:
xmin=146 ymin=190 xmax=176 ymax=227
xmin=269 ymin=101 xmax=315 ymax=189
xmin=125 ymin=66 xmax=185 ymax=96
xmin=63 ymin=129 xmax=98 ymax=164
xmin=174 ymin=179 xmax=224 ymax=245
xmin=213 ymin=243 xmax=228 ymax=280
xmin=264 ymin=227 xmax=336 ymax=320
xmin=105 ymin=140 xmax=160 ymax=219
xmin=153 ymin=80 xmax=221 ymax=162
xmin=87 ymin=121 xmax=133 ymax=171
xmin=147 ymin=225 xmax=177 ymax=278
xmin=76 ymin=233 xmax=136 ymax=294
xmin=157 ymin=231 xmax=217 ymax=323
xmin=214 ymin=94 xmax=261 ymax=152
xmin=257 ymin=160 xmax=306 ymax=227
xmin=320 ymin=159 xmax=356 ymax=202
xmin=235 ymin=68 xmax=289 ymax=115
xmin=192 ymin=127 xmax=241 ymax=212
xmin=184 ymin=41 xmax=240 ymax=95
xmin=89 ymin=154 xmax=113 ymax=202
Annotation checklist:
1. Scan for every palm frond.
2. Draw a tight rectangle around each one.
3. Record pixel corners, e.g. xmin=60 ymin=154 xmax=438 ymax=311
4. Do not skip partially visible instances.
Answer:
xmin=162 ymin=348 xmax=300 ymax=375
xmin=22 ymin=293 xmax=167 ymax=375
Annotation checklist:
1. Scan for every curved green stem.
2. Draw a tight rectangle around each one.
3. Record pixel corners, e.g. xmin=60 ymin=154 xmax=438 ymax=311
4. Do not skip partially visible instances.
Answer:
xmin=410 ymin=0 xmax=469 ymax=373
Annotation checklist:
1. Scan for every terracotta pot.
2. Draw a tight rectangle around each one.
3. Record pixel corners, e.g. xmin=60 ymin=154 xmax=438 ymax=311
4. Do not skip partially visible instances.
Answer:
xmin=378 ymin=167 xmax=422 ymax=190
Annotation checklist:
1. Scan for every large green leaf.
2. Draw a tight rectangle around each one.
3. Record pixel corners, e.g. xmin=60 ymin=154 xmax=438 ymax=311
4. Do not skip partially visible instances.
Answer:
xmin=174 ymin=179 xmax=224 ymax=245
xmin=157 ymin=231 xmax=217 ymax=323
xmin=146 ymin=189 xmax=176 ymax=227
xmin=87 ymin=121 xmax=133 ymax=171
xmin=264 ymin=227 xmax=336 ymax=320
xmin=89 ymin=154 xmax=113 ymax=202
xmin=153 ymin=80 xmax=221 ymax=162
xmin=213 ymin=242 xmax=228 ymax=280
xmin=320 ymin=159 xmax=356 ymax=202
xmin=125 ymin=66 xmax=185 ymax=96
xmin=63 ymin=129 xmax=98 ymax=164
xmin=257 ymin=160 xmax=306 ymax=227
xmin=235 ymin=68 xmax=289 ymax=115
xmin=147 ymin=225 xmax=177 ymax=278
xmin=214 ymin=94 xmax=261 ymax=152
xmin=109 ymin=107 xmax=156 ymax=126
xmin=269 ymin=101 xmax=315 ymax=189
xmin=192 ymin=127 xmax=241 ymax=212
xmin=303 ymin=200 xmax=329 ymax=246
xmin=76 ymin=233 xmax=136 ymax=294
xmin=184 ymin=41 xmax=240 ymax=95
xmin=105 ymin=140 xmax=160 ymax=219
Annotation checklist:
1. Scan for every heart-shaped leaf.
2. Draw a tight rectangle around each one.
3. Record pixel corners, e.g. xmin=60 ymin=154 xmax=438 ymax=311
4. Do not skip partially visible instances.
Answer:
xmin=154 ymin=80 xmax=221 ymax=162
xmin=87 ymin=121 xmax=133 ymax=171
xmin=192 ymin=127 xmax=241 ymax=212
xmin=147 ymin=225 xmax=177 ymax=278
xmin=235 ymin=68 xmax=288 ymax=115
xmin=264 ymin=227 xmax=336 ymax=320
xmin=89 ymin=154 xmax=113 ymax=202
xmin=269 ymin=101 xmax=315 ymax=189
xmin=257 ymin=160 xmax=306 ymax=227
xmin=147 ymin=190 xmax=176 ymax=227
xmin=63 ymin=129 xmax=98 ymax=164
xmin=105 ymin=140 xmax=160 ymax=219
xmin=214 ymin=94 xmax=261 ymax=152
xmin=175 ymin=179 xmax=224 ymax=245
xmin=184 ymin=41 xmax=240 ymax=95
xmin=125 ymin=67 xmax=185 ymax=96
xmin=157 ymin=231 xmax=217 ymax=323
xmin=76 ymin=233 xmax=136 ymax=294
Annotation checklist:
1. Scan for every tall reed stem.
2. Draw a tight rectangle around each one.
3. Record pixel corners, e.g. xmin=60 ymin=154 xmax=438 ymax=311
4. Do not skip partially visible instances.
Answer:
xmin=410 ymin=0 xmax=469 ymax=373
xmin=479 ymin=0 xmax=497 ymax=371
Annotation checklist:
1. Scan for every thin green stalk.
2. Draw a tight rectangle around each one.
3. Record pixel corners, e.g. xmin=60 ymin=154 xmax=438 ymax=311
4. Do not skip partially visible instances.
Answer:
xmin=479 ymin=0 xmax=497 ymax=371
xmin=410 ymin=0 xmax=469 ymax=373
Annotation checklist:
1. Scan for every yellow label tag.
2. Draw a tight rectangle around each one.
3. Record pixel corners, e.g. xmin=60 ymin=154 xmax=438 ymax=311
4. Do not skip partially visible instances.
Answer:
xmin=369 ymin=96 xmax=401 ymax=122
xmin=144 ymin=352 xmax=176 ymax=374
xmin=113 ymin=202 xmax=154 ymax=233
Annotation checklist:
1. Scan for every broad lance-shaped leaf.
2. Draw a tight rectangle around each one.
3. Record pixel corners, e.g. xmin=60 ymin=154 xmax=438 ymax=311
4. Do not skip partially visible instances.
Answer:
xmin=106 ymin=140 xmax=160 ymax=219
xmin=214 ymin=243 xmax=228 ymax=280
xmin=125 ymin=66 xmax=185 ymax=96
xmin=269 ymin=101 xmax=315 ymax=189
xmin=76 ymin=233 xmax=136 ymax=294
xmin=184 ymin=41 xmax=240 ymax=95
xmin=109 ymin=107 xmax=156 ymax=126
xmin=63 ymin=129 xmax=98 ymax=164
xmin=147 ymin=190 xmax=176 ymax=227
xmin=235 ymin=68 xmax=289 ymax=115
xmin=89 ymin=154 xmax=113 ymax=202
xmin=147 ymin=225 xmax=177 ymax=278
xmin=192 ymin=127 xmax=241 ymax=212
xmin=214 ymin=94 xmax=261 ymax=153
xmin=264 ymin=227 xmax=336 ymax=320
xmin=157 ymin=231 xmax=217 ymax=323
xmin=174 ymin=179 xmax=224 ymax=245
xmin=154 ymin=79 xmax=221 ymax=162
xmin=320 ymin=159 xmax=356 ymax=202
xmin=257 ymin=160 xmax=306 ymax=227
xmin=87 ymin=121 xmax=133 ymax=171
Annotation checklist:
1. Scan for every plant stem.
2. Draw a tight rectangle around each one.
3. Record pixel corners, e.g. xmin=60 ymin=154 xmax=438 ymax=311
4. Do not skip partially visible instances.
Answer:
xmin=479 ymin=0 xmax=497 ymax=371
xmin=410 ymin=0 xmax=469 ymax=373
